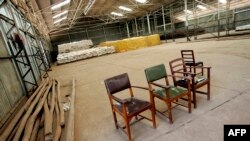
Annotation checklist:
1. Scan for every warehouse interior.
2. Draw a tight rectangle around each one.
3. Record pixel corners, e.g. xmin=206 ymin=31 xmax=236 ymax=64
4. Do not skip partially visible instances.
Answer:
xmin=0 ymin=0 xmax=250 ymax=141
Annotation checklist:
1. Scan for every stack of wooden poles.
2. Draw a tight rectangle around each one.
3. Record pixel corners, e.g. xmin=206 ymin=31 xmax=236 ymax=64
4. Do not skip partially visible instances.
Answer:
xmin=0 ymin=77 xmax=65 ymax=141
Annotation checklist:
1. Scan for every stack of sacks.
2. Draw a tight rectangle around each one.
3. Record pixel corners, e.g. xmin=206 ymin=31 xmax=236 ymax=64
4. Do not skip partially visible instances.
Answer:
xmin=116 ymin=40 xmax=128 ymax=52
xmin=146 ymin=34 xmax=161 ymax=46
xmin=57 ymin=46 xmax=115 ymax=64
xmin=99 ymin=34 xmax=161 ymax=53
xmin=124 ymin=39 xmax=135 ymax=50
xmin=58 ymin=40 xmax=93 ymax=53
xmin=134 ymin=37 xmax=148 ymax=48
xmin=100 ymin=41 xmax=119 ymax=52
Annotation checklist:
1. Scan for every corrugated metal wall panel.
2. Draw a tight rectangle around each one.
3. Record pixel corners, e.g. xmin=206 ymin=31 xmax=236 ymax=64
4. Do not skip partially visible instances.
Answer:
xmin=0 ymin=80 xmax=12 ymax=119
xmin=0 ymin=31 xmax=24 ymax=120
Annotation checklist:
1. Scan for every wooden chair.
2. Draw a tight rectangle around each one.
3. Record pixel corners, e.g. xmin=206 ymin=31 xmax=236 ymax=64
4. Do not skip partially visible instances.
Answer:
xmin=144 ymin=64 xmax=191 ymax=124
xmin=104 ymin=73 xmax=156 ymax=141
xmin=181 ymin=50 xmax=203 ymax=73
xmin=169 ymin=58 xmax=211 ymax=108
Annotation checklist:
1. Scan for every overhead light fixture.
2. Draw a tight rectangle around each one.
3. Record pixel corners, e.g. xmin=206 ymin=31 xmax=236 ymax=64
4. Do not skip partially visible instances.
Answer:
xmin=53 ymin=11 xmax=68 ymax=19
xmin=135 ymin=0 xmax=147 ymax=4
xmin=197 ymin=4 xmax=207 ymax=10
xmin=184 ymin=10 xmax=193 ymax=14
xmin=218 ymin=0 xmax=227 ymax=4
xmin=119 ymin=6 xmax=132 ymax=12
xmin=84 ymin=0 xmax=96 ymax=15
xmin=111 ymin=12 xmax=123 ymax=16
xmin=51 ymin=0 xmax=70 ymax=10
xmin=54 ymin=16 xmax=67 ymax=24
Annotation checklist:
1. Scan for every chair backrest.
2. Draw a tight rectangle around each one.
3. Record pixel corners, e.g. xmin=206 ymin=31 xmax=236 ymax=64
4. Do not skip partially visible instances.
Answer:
xmin=144 ymin=64 xmax=167 ymax=82
xmin=104 ymin=73 xmax=131 ymax=95
xmin=181 ymin=50 xmax=195 ymax=64
xmin=169 ymin=58 xmax=187 ymax=82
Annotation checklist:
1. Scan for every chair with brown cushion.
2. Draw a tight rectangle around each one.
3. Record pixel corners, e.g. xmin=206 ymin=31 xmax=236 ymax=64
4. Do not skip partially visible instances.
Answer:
xmin=169 ymin=58 xmax=211 ymax=108
xmin=181 ymin=50 xmax=203 ymax=73
xmin=104 ymin=73 xmax=156 ymax=141
xmin=144 ymin=64 xmax=191 ymax=124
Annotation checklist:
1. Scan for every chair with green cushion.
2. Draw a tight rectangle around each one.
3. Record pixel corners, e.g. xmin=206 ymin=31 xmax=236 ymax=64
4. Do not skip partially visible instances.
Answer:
xmin=144 ymin=64 xmax=192 ymax=123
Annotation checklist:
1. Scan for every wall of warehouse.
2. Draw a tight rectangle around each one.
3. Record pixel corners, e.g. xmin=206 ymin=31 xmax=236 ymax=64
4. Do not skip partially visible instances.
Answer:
xmin=0 ymin=1 xmax=50 ymax=123
xmin=0 ymin=31 xmax=24 ymax=120
xmin=50 ymin=16 xmax=163 ymax=50
xmin=50 ymin=23 xmax=128 ymax=62
xmin=50 ymin=3 xmax=250 ymax=63
xmin=50 ymin=23 xmax=125 ymax=47
xmin=235 ymin=6 xmax=250 ymax=27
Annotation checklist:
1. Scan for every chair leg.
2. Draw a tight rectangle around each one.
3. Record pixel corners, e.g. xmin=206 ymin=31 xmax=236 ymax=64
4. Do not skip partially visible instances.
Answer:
xmin=201 ymin=63 xmax=204 ymax=75
xmin=192 ymin=89 xmax=197 ymax=109
xmin=112 ymin=111 xmax=118 ymax=129
xmin=125 ymin=118 xmax=132 ymax=141
xmin=151 ymin=106 xmax=156 ymax=128
xmin=207 ymin=81 xmax=210 ymax=100
xmin=150 ymin=95 xmax=156 ymax=128
xmin=188 ymin=93 xmax=192 ymax=113
xmin=166 ymin=101 xmax=173 ymax=124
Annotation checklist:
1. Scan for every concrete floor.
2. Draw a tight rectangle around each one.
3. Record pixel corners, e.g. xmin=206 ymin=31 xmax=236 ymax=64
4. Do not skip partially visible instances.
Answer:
xmin=50 ymin=38 xmax=250 ymax=141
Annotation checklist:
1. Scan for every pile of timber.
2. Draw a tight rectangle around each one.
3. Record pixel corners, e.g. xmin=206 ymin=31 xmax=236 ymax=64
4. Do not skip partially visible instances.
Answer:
xmin=0 ymin=78 xmax=65 ymax=141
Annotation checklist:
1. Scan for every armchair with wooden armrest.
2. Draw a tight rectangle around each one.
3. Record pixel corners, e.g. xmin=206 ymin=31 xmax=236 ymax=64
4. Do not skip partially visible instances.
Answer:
xmin=104 ymin=73 xmax=156 ymax=141
xmin=169 ymin=58 xmax=211 ymax=108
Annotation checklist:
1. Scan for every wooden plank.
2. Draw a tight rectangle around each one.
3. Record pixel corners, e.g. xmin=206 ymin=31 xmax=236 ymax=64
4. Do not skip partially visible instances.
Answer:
xmin=44 ymin=99 xmax=52 ymax=137
xmin=50 ymin=79 xmax=56 ymax=118
xmin=0 ymin=78 xmax=49 ymax=141
xmin=56 ymin=80 xmax=65 ymax=126
xmin=30 ymin=116 xmax=40 ymax=141
xmin=54 ymin=91 xmax=62 ymax=141
xmin=65 ymin=78 xmax=76 ymax=141
xmin=22 ymin=81 xmax=53 ymax=141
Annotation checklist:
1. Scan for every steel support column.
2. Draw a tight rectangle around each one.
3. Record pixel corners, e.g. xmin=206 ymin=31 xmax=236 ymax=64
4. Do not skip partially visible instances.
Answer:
xmin=142 ymin=17 xmax=145 ymax=35
xmin=170 ymin=5 xmax=175 ymax=42
xmin=193 ymin=0 xmax=198 ymax=40
xmin=154 ymin=12 xmax=157 ymax=33
xmin=119 ymin=25 xmax=122 ymax=39
xmin=162 ymin=5 xmax=166 ymax=32
xmin=135 ymin=18 xmax=139 ymax=36
xmin=103 ymin=26 xmax=107 ymax=41
xmin=147 ymin=13 xmax=151 ymax=34
xmin=226 ymin=0 xmax=230 ymax=35
xmin=232 ymin=9 xmax=235 ymax=29
xmin=184 ymin=0 xmax=190 ymax=41
xmin=217 ymin=0 xmax=220 ymax=38
xmin=126 ymin=22 xmax=130 ymax=38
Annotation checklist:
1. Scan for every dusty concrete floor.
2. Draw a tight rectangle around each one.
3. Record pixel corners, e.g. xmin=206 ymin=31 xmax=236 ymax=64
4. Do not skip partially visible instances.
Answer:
xmin=50 ymin=38 xmax=250 ymax=141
